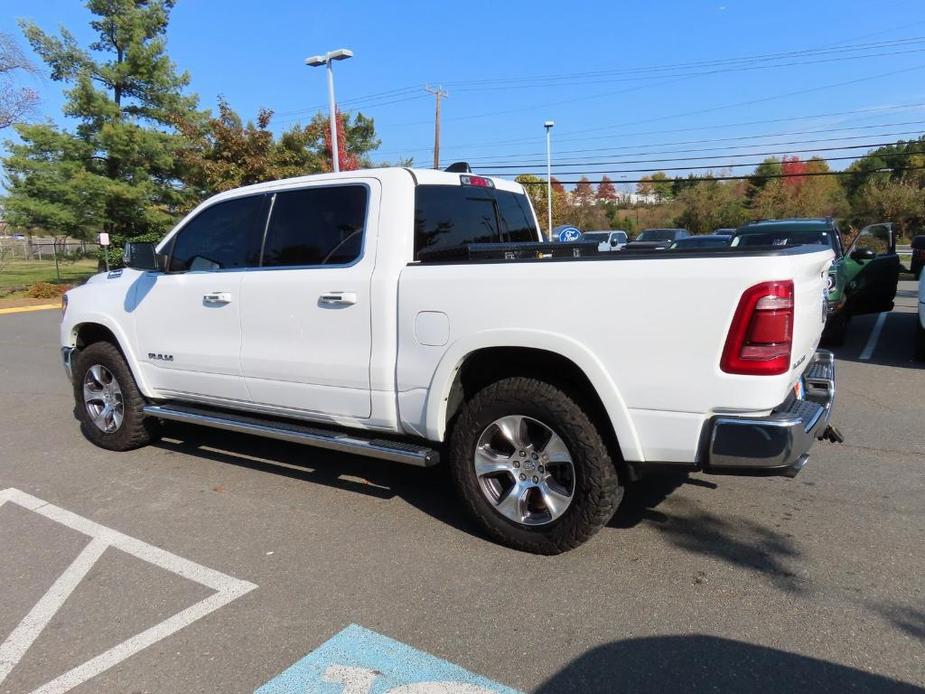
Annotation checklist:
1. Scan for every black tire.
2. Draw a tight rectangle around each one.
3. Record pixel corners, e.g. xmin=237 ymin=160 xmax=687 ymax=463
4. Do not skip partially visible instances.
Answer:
xmin=822 ymin=313 xmax=848 ymax=347
xmin=449 ymin=377 xmax=622 ymax=554
xmin=915 ymin=322 xmax=925 ymax=362
xmin=72 ymin=341 xmax=159 ymax=451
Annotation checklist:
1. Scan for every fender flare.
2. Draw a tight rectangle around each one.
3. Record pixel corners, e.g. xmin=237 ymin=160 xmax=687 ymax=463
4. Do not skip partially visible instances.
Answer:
xmin=422 ymin=329 xmax=644 ymax=462
xmin=65 ymin=313 xmax=155 ymax=398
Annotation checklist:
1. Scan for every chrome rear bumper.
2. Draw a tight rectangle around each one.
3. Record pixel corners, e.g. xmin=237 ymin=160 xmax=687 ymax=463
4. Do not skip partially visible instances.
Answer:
xmin=706 ymin=350 xmax=836 ymax=478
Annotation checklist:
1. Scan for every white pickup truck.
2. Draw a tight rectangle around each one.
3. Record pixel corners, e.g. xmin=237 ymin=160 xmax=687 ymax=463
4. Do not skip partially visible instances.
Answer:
xmin=61 ymin=167 xmax=838 ymax=554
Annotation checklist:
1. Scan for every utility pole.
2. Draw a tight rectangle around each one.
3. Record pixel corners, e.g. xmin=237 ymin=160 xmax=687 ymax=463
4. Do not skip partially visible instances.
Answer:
xmin=425 ymin=85 xmax=448 ymax=169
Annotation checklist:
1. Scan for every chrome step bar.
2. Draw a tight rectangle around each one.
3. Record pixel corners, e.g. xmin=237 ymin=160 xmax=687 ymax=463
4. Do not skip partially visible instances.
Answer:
xmin=143 ymin=403 xmax=439 ymax=467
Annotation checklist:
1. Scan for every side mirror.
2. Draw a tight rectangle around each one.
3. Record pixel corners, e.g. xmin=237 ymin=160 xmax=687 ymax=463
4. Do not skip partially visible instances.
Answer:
xmin=123 ymin=241 xmax=162 ymax=271
xmin=610 ymin=238 xmax=618 ymax=246
xmin=850 ymin=247 xmax=876 ymax=262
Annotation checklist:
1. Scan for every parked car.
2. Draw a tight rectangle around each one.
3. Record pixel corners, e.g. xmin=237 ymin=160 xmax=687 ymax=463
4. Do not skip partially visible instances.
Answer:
xmin=582 ymin=230 xmax=628 ymax=251
xmin=60 ymin=168 xmax=837 ymax=554
xmin=712 ymin=228 xmax=737 ymax=237
xmin=916 ymin=274 xmax=925 ymax=361
xmin=731 ymin=218 xmax=899 ymax=345
xmin=669 ymin=235 xmax=731 ymax=249
xmin=626 ymin=228 xmax=691 ymax=250
xmin=911 ymin=234 xmax=925 ymax=279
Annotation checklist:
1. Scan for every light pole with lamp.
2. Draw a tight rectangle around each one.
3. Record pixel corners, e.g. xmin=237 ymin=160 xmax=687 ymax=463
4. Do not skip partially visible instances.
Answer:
xmin=305 ymin=48 xmax=353 ymax=173
xmin=544 ymin=120 xmax=555 ymax=241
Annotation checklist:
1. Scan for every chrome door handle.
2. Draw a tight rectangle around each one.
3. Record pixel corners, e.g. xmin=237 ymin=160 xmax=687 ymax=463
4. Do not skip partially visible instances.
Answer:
xmin=319 ymin=292 xmax=357 ymax=306
xmin=203 ymin=292 xmax=232 ymax=304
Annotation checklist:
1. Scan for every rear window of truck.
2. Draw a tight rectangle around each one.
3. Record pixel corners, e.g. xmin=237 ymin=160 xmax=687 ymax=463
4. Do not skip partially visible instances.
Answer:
xmin=414 ymin=185 xmax=538 ymax=260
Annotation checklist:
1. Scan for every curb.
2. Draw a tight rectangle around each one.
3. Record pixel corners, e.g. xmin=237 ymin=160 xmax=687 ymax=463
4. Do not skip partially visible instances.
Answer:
xmin=0 ymin=304 xmax=60 ymax=315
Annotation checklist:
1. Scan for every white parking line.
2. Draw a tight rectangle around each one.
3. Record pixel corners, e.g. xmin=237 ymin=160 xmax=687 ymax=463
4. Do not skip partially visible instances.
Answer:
xmin=859 ymin=312 xmax=888 ymax=360
xmin=0 ymin=488 xmax=257 ymax=693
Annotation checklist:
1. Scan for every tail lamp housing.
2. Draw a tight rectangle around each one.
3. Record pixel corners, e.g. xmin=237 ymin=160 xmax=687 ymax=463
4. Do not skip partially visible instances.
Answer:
xmin=721 ymin=280 xmax=794 ymax=375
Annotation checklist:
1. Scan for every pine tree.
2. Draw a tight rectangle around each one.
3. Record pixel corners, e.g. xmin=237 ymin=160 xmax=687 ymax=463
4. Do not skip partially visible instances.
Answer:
xmin=3 ymin=0 xmax=198 ymax=245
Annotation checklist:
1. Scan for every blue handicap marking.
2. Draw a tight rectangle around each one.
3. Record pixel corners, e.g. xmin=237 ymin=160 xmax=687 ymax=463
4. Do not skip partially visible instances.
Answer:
xmin=256 ymin=624 xmax=522 ymax=693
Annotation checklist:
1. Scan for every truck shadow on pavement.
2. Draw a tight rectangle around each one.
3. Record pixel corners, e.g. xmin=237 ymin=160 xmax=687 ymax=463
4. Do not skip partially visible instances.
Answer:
xmin=154 ymin=424 xmax=801 ymax=590
xmin=154 ymin=424 xmax=699 ymax=543
xmin=535 ymin=635 xmax=922 ymax=693
xmin=611 ymin=476 xmax=806 ymax=593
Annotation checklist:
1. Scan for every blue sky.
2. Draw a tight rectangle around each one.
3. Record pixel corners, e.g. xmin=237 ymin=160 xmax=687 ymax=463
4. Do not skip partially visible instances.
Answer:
xmin=3 ymin=0 xmax=925 ymax=188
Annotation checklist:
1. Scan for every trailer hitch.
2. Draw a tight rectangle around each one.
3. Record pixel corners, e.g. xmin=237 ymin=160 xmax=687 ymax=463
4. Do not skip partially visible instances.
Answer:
xmin=821 ymin=424 xmax=844 ymax=443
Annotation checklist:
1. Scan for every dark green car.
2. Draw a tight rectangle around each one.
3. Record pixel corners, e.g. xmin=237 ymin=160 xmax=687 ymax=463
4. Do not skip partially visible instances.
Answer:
xmin=731 ymin=219 xmax=900 ymax=345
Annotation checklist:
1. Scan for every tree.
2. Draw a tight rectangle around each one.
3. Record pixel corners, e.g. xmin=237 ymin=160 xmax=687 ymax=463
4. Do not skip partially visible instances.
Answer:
xmin=573 ymin=176 xmax=594 ymax=205
xmin=750 ymin=156 xmax=846 ymax=219
xmin=597 ymin=175 xmax=617 ymax=202
xmin=174 ymin=100 xmax=381 ymax=200
xmin=675 ymin=178 xmax=747 ymax=234
xmin=747 ymin=157 xmax=782 ymax=199
xmin=0 ymin=32 xmax=38 ymax=128
xmin=516 ymin=173 xmax=568 ymax=234
xmin=3 ymin=0 xmax=198 ymax=249
xmin=637 ymin=171 xmax=672 ymax=201
xmin=856 ymin=179 xmax=924 ymax=238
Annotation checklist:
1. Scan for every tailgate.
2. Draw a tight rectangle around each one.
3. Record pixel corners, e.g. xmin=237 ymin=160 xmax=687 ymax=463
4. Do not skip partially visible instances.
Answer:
xmin=789 ymin=249 xmax=833 ymax=378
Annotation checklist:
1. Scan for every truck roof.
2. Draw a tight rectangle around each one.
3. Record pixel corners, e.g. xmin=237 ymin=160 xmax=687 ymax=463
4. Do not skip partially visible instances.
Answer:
xmin=201 ymin=167 xmax=525 ymax=206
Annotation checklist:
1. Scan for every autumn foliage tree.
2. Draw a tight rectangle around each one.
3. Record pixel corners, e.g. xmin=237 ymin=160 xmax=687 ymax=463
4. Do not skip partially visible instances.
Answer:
xmin=597 ymin=175 xmax=617 ymax=201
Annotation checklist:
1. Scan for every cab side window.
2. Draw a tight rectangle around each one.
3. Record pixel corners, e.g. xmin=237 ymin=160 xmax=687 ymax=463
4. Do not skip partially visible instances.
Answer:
xmin=169 ymin=195 xmax=266 ymax=272
xmin=261 ymin=185 xmax=367 ymax=267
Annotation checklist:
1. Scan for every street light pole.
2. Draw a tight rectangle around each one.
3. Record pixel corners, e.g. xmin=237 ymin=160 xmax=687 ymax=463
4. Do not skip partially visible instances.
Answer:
xmin=544 ymin=120 xmax=555 ymax=241
xmin=326 ymin=60 xmax=339 ymax=172
xmin=305 ymin=48 xmax=354 ymax=173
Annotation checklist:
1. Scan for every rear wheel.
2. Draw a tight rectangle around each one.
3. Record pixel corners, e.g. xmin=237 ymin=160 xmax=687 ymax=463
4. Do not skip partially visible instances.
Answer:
xmin=72 ymin=341 xmax=159 ymax=451
xmin=449 ymin=377 xmax=622 ymax=554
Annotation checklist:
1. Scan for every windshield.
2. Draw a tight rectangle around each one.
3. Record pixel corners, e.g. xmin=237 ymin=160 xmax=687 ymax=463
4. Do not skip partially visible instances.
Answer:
xmin=638 ymin=229 xmax=679 ymax=241
xmin=732 ymin=230 xmax=834 ymax=249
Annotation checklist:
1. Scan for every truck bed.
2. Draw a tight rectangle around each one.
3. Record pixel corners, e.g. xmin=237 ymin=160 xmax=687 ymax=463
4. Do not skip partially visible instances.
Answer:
xmin=416 ymin=241 xmax=831 ymax=264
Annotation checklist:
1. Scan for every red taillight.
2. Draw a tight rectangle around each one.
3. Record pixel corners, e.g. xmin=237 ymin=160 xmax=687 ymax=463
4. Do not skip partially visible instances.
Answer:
xmin=721 ymin=280 xmax=794 ymax=375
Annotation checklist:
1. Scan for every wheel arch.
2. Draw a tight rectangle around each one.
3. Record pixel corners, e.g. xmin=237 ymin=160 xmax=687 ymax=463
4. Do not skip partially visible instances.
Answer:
xmin=66 ymin=316 xmax=153 ymax=396
xmin=425 ymin=332 xmax=643 ymax=463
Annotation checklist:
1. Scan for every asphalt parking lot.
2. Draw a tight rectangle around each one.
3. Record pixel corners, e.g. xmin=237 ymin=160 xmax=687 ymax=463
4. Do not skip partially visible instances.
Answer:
xmin=0 ymin=282 xmax=922 ymax=693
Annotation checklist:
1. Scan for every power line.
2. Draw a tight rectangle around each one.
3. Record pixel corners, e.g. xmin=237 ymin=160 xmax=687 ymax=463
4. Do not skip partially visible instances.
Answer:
xmin=481 ymin=149 xmax=923 ymax=177
xmin=461 ymin=120 xmax=925 ymax=164
xmin=376 ymin=58 xmax=925 ymax=132
xmin=448 ymin=45 xmax=925 ymax=93
xmin=472 ymin=137 xmax=925 ymax=171
xmin=376 ymin=101 xmax=925 ymax=158
xmin=443 ymin=36 xmax=925 ymax=89
xmin=513 ymin=165 xmax=925 ymax=187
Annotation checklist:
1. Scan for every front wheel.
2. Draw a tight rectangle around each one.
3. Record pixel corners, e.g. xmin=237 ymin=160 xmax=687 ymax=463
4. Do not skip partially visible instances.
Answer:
xmin=72 ymin=341 xmax=159 ymax=451
xmin=449 ymin=377 xmax=622 ymax=554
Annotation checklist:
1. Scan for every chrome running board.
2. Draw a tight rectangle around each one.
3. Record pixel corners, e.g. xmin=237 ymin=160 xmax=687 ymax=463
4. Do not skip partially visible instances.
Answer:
xmin=143 ymin=403 xmax=439 ymax=467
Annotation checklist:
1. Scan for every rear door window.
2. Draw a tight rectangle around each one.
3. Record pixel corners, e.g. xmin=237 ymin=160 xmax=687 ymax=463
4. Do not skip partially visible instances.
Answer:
xmin=414 ymin=185 xmax=537 ymax=259
xmin=261 ymin=185 xmax=367 ymax=267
